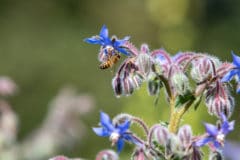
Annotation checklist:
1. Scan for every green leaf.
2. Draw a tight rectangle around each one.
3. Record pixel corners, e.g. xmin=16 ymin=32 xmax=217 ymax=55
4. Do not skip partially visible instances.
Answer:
xmin=175 ymin=90 xmax=195 ymax=108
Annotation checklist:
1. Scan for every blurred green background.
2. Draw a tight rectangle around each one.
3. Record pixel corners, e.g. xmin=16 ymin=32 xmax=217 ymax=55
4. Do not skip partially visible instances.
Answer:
xmin=0 ymin=0 xmax=240 ymax=159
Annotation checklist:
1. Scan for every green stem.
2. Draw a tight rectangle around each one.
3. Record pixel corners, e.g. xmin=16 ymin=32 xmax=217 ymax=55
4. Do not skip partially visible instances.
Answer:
xmin=168 ymin=99 xmax=195 ymax=133
xmin=158 ymin=74 xmax=196 ymax=133
xmin=159 ymin=75 xmax=173 ymax=99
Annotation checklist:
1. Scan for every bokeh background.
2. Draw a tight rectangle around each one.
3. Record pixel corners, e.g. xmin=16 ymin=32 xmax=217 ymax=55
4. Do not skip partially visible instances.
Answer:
xmin=0 ymin=0 xmax=240 ymax=159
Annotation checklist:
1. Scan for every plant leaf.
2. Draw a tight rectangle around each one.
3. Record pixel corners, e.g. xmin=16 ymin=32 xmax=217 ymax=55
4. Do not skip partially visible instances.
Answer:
xmin=175 ymin=90 xmax=195 ymax=108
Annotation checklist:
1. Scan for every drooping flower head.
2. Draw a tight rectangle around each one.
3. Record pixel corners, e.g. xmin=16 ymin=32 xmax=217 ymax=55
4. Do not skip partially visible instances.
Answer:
xmin=221 ymin=51 xmax=240 ymax=93
xmin=195 ymin=113 xmax=234 ymax=150
xmin=205 ymin=81 xmax=234 ymax=118
xmin=84 ymin=25 xmax=131 ymax=56
xmin=93 ymin=111 xmax=142 ymax=153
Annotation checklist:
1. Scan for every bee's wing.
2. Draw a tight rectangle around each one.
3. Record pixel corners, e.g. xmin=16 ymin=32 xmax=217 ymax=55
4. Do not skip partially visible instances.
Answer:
xmin=98 ymin=48 xmax=108 ymax=62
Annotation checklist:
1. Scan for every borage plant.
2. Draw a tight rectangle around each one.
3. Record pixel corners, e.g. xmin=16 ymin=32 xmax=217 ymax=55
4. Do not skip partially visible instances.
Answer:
xmin=85 ymin=25 xmax=239 ymax=160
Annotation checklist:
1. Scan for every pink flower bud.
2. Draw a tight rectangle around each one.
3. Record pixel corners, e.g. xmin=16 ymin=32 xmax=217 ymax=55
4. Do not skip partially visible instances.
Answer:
xmin=95 ymin=149 xmax=119 ymax=160
xmin=205 ymin=83 xmax=234 ymax=118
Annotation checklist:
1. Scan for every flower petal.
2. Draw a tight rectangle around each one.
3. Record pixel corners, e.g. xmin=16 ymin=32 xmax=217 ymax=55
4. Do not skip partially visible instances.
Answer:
xmin=222 ymin=120 xmax=235 ymax=135
xmin=100 ymin=111 xmax=114 ymax=131
xmin=118 ymin=120 xmax=130 ymax=134
xmin=220 ymin=113 xmax=227 ymax=122
xmin=116 ymin=139 xmax=125 ymax=153
xmin=232 ymin=51 xmax=240 ymax=67
xmin=84 ymin=37 xmax=102 ymax=45
xmin=92 ymin=127 xmax=110 ymax=137
xmin=221 ymin=69 xmax=238 ymax=82
xmin=117 ymin=47 xmax=131 ymax=56
xmin=213 ymin=140 xmax=222 ymax=149
xmin=114 ymin=36 xmax=130 ymax=47
xmin=99 ymin=25 xmax=109 ymax=40
xmin=195 ymin=137 xmax=213 ymax=147
xmin=204 ymin=123 xmax=218 ymax=136
xmin=123 ymin=133 xmax=143 ymax=147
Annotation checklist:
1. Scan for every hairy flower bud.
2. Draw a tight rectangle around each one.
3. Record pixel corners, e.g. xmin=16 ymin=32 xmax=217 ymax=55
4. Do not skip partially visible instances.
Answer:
xmin=209 ymin=151 xmax=223 ymax=160
xmin=135 ymin=53 xmax=153 ymax=77
xmin=177 ymin=125 xmax=192 ymax=149
xmin=132 ymin=148 xmax=146 ymax=160
xmin=171 ymin=72 xmax=190 ymax=95
xmin=96 ymin=149 xmax=119 ymax=160
xmin=122 ymin=77 xmax=135 ymax=96
xmin=112 ymin=56 xmax=146 ymax=97
xmin=205 ymin=83 xmax=234 ymax=118
xmin=132 ymin=74 xmax=144 ymax=89
xmin=147 ymin=73 xmax=163 ymax=96
xmin=168 ymin=134 xmax=182 ymax=156
xmin=191 ymin=56 xmax=221 ymax=83
xmin=140 ymin=44 xmax=150 ymax=54
xmin=112 ymin=76 xmax=123 ymax=98
xmin=153 ymin=125 xmax=170 ymax=146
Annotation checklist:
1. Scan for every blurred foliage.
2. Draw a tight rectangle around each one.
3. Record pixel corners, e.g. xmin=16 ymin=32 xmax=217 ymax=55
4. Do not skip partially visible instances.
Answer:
xmin=0 ymin=0 xmax=240 ymax=159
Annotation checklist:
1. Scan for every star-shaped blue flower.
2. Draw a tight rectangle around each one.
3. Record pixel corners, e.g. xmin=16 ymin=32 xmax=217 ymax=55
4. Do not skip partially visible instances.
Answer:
xmin=93 ymin=111 xmax=140 ymax=153
xmin=84 ymin=25 xmax=131 ymax=56
xmin=195 ymin=113 xmax=234 ymax=149
xmin=221 ymin=51 xmax=240 ymax=93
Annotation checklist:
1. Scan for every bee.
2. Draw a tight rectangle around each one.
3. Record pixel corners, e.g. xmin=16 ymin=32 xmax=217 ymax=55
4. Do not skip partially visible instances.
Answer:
xmin=99 ymin=53 xmax=121 ymax=69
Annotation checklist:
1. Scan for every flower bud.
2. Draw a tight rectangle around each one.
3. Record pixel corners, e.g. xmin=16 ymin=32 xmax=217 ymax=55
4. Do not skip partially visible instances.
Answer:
xmin=205 ymin=83 xmax=234 ymax=118
xmin=147 ymin=73 xmax=162 ymax=96
xmin=112 ymin=76 xmax=123 ymax=98
xmin=140 ymin=44 xmax=150 ymax=54
xmin=112 ymin=56 xmax=146 ymax=97
xmin=132 ymin=74 xmax=144 ymax=89
xmin=209 ymin=151 xmax=223 ymax=160
xmin=96 ymin=149 xmax=119 ymax=160
xmin=132 ymin=148 xmax=146 ymax=160
xmin=147 ymin=80 xmax=160 ymax=96
xmin=177 ymin=125 xmax=192 ymax=149
xmin=122 ymin=77 xmax=134 ymax=96
xmin=152 ymin=125 xmax=170 ymax=146
xmin=167 ymin=134 xmax=181 ymax=156
xmin=171 ymin=72 xmax=190 ymax=95
xmin=135 ymin=53 xmax=153 ymax=77
xmin=191 ymin=56 xmax=221 ymax=83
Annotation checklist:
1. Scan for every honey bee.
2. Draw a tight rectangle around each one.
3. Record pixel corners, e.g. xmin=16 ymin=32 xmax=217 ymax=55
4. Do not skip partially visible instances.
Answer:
xmin=99 ymin=53 xmax=121 ymax=69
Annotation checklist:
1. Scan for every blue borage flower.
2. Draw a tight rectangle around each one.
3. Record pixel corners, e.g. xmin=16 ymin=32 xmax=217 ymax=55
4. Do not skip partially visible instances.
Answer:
xmin=221 ymin=51 xmax=240 ymax=93
xmin=195 ymin=113 xmax=234 ymax=149
xmin=84 ymin=25 xmax=131 ymax=56
xmin=93 ymin=111 xmax=142 ymax=153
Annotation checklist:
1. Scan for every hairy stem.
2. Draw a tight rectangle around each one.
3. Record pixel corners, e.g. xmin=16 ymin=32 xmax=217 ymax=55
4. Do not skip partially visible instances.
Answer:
xmin=159 ymin=75 xmax=173 ymax=100
xmin=168 ymin=99 xmax=195 ymax=133
xmin=131 ymin=117 xmax=149 ymax=135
